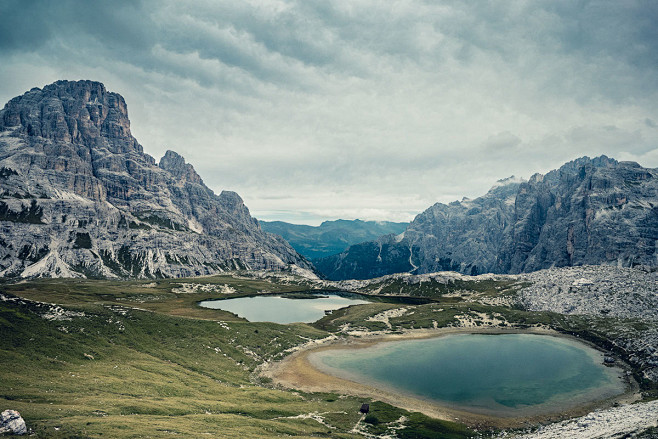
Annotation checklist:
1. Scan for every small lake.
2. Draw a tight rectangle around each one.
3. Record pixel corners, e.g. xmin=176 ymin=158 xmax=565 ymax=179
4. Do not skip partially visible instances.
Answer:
xmin=309 ymin=333 xmax=626 ymax=417
xmin=198 ymin=292 xmax=371 ymax=323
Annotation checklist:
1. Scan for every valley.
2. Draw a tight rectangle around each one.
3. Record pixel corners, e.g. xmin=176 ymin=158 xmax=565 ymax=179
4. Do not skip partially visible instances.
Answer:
xmin=2 ymin=0 xmax=658 ymax=432
xmin=0 ymin=80 xmax=656 ymax=438
xmin=260 ymin=219 xmax=408 ymax=260
xmin=1 ymin=265 xmax=656 ymax=438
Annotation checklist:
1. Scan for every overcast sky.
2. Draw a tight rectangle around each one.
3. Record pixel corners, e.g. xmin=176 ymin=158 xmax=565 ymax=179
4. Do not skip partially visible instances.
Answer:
xmin=1 ymin=0 xmax=657 ymax=224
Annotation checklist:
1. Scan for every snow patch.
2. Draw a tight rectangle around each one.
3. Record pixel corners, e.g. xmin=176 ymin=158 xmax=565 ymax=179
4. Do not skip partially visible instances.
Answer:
xmin=187 ymin=217 xmax=204 ymax=234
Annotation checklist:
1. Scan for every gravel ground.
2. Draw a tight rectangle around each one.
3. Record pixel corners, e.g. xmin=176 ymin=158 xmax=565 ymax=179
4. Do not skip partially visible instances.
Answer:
xmin=502 ymin=400 xmax=658 ymax=439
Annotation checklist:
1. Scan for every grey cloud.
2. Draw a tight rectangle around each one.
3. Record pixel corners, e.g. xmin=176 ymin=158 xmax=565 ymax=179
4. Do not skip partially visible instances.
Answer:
xmin=0 ymin=0 xmax=153 ymax=53
xmin=3 ymin=1 xmax=656 ymax=100
xmin=1 ymin=0 xmax=657 ymax=223
xmin=482 ymin=132 xmax=523 ymax=152
xmin=182 ymin=2 xmax=343 ymax=69
xmin=545 ymin=1 xmax=658 ymax=69
xmin=0 ymin=1 xmax=52 ymax=53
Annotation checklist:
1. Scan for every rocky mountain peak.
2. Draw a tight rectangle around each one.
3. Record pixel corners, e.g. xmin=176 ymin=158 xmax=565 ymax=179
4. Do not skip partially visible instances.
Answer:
xmin=527 ymin=155 xmax=619 ymax=186
xmin=560 ymin=155 xmax=617 ymax=171
xmin=158 ymin=150 xmax=203 ymax=185
xmin=218 ymin=190 xmax=245 ymax=210
xmin=315 ymin=155 xmax=657 ymax=280
xmin=0 ymin=79 xmax=140 ymax=154
xmin=0 ymin=80 xmax=311 ymax=279
xmin=486 ymin=175 xmax=525 ymax=197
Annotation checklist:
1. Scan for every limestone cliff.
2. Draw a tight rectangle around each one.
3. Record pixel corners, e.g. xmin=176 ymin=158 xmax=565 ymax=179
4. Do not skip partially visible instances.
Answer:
xmin=315 ymin=157 xmax=658 ymax=280
xmin=0 ymin=80 xmax=311 ymax=278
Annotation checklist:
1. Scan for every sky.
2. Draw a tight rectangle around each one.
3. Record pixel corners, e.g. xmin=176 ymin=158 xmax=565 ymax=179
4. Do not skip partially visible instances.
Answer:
xmin=1 ymin=0 xmax=657 ymax=225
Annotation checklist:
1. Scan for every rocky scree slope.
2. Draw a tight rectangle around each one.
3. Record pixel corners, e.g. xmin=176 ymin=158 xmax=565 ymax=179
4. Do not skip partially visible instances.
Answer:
xmin=316 ymin=157 xmax=658 ymax=280
xmin=0 ymin=80 xmax=311 ymax=278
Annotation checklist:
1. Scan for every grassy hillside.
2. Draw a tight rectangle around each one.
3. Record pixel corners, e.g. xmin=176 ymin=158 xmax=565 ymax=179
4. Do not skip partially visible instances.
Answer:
xmin=4 ymin=272 xmax=653 ymax=437
xmin=0 ymin=275 xmax=475 ymax=438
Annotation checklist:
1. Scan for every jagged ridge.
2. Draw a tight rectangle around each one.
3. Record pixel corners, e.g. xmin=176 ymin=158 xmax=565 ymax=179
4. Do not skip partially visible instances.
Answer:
xmin=0 ymin=80 xmax=311 ymax=278
xmin=315 ymin=156 xmax=658 ymax=280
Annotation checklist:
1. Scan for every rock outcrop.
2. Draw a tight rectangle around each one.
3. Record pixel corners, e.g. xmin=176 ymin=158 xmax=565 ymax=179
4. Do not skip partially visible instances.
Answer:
xmin=0 ymin=410 xmax=26 ymax=435
xmin=0 ymin=80 xmax=311 ymax=278
xmin=315 ymin=157 xmax=658 ymax=280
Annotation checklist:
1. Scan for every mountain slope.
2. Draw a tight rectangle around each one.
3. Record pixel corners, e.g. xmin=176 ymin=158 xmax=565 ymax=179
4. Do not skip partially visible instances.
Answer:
xmin=260 ymin=219 xmax=408 ymax=259
xmin=315 ymin=157 xmax=658 ymax=280
xmin=0 ymin=80 xmax=311 ymax=278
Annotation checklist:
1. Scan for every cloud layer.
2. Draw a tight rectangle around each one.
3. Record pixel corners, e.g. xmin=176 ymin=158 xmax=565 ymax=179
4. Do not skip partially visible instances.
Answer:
xmin=1 ymin=0 xmax=657 ymax=224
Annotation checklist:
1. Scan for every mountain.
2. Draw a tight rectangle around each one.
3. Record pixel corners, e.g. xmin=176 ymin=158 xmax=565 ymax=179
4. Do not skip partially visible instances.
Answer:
xmin=0 ymin=80 xmax=311 ymax=278
xmin=315 ymin=157 xmax=658 ymax=280
xmin=260 ymin=219 xmax=408 ymax=260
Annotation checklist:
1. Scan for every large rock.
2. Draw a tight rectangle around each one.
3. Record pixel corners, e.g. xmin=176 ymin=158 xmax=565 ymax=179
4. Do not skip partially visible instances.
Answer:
xmin=0 ymin=80 xmax=311 ymax=278
xmin=0 ymin=410 xmax=26 ymax=435
xmin=316 ymin=157 xmax=658 ymax=280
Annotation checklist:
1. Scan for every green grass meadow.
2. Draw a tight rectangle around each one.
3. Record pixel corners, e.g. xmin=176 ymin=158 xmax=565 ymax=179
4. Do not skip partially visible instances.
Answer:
xmin=0 ymin=275 xmax=477 ymax=438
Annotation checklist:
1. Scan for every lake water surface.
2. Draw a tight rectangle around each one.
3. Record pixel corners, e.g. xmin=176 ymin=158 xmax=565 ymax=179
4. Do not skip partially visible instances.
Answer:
xmin=198 ymin=293 xmax=371 ymax=323
xmin=309 ymin=333 xmax=626 ymax=417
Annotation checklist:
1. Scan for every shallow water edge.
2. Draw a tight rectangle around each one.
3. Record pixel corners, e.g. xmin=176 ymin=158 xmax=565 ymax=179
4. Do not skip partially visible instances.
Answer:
xmin=259 ymin=327 xmax=640 ymax=429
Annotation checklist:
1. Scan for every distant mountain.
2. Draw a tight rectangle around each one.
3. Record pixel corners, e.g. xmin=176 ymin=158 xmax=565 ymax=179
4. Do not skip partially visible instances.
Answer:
xmin=260 ymin=219 xmax=408 ymax=260
xmin=0 ymin=80 xmax=311 ymax=278
xmin=315 ymin=156 xmax=658 ymax=280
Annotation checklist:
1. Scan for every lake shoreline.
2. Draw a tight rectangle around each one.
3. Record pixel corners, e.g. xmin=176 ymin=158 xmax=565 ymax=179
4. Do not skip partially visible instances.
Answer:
xmin=198 ymin=292 xmax=372 ymax=324
xmin=259 ymin=326 xmax=640 ymax=429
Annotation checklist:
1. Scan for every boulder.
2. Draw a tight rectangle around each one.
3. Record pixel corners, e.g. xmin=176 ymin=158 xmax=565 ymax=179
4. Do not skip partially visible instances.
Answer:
xmin=0 ymin=410 xmax=26 ymax=435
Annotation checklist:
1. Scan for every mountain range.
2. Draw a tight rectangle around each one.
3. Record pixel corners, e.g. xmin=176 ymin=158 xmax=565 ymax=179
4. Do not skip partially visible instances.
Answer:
xmin=0 ymin=80 xmax=310 ymax=278
xmin=1 ymin=80 xmax=656 ymax=282
xmin=315 ymin=156 xmax=657 ymax=280
xmin=260 ymin=219 xmax=408 ymax=260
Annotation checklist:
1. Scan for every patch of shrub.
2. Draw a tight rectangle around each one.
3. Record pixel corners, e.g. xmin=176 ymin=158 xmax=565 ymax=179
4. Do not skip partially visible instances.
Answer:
xmin=364 ymin=415 xmax=379 ymax=425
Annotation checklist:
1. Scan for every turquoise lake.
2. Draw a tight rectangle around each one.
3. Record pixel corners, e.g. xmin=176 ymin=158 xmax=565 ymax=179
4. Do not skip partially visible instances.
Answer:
xmin=309 ymin=333 xmax=626 ymax=416
xmin=198 ymin=293 xmax=371 ymax=323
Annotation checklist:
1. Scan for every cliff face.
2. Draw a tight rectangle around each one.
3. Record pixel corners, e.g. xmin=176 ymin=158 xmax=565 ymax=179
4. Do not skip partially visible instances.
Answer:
xmin=315 ymin=157 xmax=658 ymax=280
xmin=499 ymin=156 xmax=657 ymax=273
xmin=0 ymin=80 xmax=311 ymax=278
